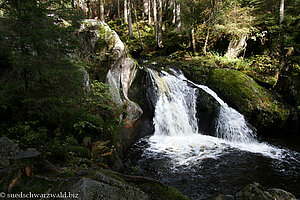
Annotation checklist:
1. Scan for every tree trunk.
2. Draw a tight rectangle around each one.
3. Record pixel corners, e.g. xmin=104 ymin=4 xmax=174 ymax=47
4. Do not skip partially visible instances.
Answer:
xmin=133 ymin=0 xmax=144 ymax=49
xmin=124 ymin=0 xmax=128 ymax=23
xmin=99 ymin=0 xmax=105 ymax=22
xmin=175 ymin=2 xmax=181 ymax=30
xmin=128 ymin=0 xmax=133 ymax=38
xmin=157 ymin=0 xmax=163 ymax=47
xmin=225 ymin=35 xmax=248 ymax=59
xmin=153 ymin=0 xmax=158 ymax=43
xmin=203 ymin=28 xmax=210 ymax=55
xmin=87 ymin=0 xmax=90 ymax=18
xmin=148 ymin=0 xmax=151 ymax=25
xmin=191 ymin=27 xmax=196 ymax=53
xmin=279 ymin=0 xmax=284 ymax=25
xmin=117 ymin=0 xmax=120 ymax=20
xmin=172 ymin=0 xmax=176 ymax=24
xmin=143 ymin=0 xmax=148 ymax=19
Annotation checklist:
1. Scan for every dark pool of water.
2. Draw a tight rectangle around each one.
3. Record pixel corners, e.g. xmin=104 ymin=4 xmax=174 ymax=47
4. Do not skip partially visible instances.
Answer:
xmin=124 ymin=136 xmax=300 ymax=200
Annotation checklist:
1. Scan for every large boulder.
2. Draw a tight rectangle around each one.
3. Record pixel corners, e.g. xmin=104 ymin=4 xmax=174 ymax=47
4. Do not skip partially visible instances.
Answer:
xmin=236 ymin=183 xmax=296 ymax=200
xmin=276 ymin=73 xmax=300 ymax=106
xmin=66 ymin=169 xmax=189 ymax=200
xmin=78 ymin=20 xmax=143 ymax=150
xmin=275 ymin=73 xmax=300 ymax=135
xmin=122 ymin=68 xmax=155 ymax=150
xmin=207 ymin=69 xmax=290 ymax=134
xmin=70 ymin=177 xmax=149 ymax=200
xmin=78 ymin=19 xmax=142 ymax=125
xmin=0 ymin=136 xmax=21 ymax=167
xmin=195 ymin=86 xmax=221 ymax=135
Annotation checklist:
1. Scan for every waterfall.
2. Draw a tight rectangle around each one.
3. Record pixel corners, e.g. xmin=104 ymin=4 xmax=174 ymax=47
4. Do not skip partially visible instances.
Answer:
xmin=149 ymin=68 xmax=256 ymax=143
xmin=145 ymin=68 xmax=283 ymax=166
xmin=148 ymin=69 xmax=198 ymax=136
xmin=183 ymin=80 xmax=257 ymax=144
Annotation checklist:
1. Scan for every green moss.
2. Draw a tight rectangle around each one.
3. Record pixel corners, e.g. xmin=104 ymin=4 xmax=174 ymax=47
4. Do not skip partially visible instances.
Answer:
xmin=138 ymin=182 xmax=190 ymax=200
xmin=69 ymin=145 xmax=91 ymax=158
xmin=207 ymin=69 xmax=290 ymax=131
xmin=88 ymin=169 xmax=190 ymax=200
xmin=246 ymin=71 xmax=277 ymax=87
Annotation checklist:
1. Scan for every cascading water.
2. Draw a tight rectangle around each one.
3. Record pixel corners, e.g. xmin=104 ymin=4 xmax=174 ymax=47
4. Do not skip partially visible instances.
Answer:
xmin=148 ymin=69 xmax=198 ymax=136
xmin=182 ymin=77 xmax=257 ymax=143
xmin=146 ymin=68 xmax=283 ymax=162
xmin=125 ymin=68 xmax=300 ymax=199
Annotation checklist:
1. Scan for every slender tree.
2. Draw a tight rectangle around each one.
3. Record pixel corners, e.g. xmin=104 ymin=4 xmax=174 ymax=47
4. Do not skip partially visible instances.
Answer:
xmin=203 ymin=28 xmax=210 ymax=55
xmin=133 ymin=0 xmax=144 ymax=49
xmin=124 ymin=0 xmax=128 ymax=23
xmin=148 ymin=0 xmax=151 ymax=25
xmin=279 ymin=0 xmax=284 ymax=25
xmin=172 ymin=0 xmax=176 ymax=24
xmin=157 ymin=0 xmax=163 ymax=47
xmin=191 ymin=27 xmax=196 ymax=53
xmin=99 ymin=0 xmax=105 ymax=21
xmin=128 ymin=0 xmax=133 ymax=38
xmin=117 ymin=0 xmax=120 ymax=19
xmin=175 ymin=2 xmax=181 ymax=30
xmin=153 ymin=0 xmax=158 ymax=44
xmin=143 ymin=0 xmax=148 ymax=18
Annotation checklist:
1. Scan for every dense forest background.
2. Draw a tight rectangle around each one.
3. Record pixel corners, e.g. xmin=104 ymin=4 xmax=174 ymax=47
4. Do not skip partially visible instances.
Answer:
xmin=0 ymin=0 xmax=299 ymax=168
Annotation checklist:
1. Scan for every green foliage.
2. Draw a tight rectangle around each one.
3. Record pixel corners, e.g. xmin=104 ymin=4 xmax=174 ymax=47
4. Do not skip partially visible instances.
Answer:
xmin=0 ymin=1 xmax=121 ymax=168
xmin=214 ymin=1 xmax=256 ymax=38
xmin=86 ymin=80 xmax=118 ymax=117
xmin=6 ymin=121 xmax=48 ymax=148
xmin=0 ymin=0 xmax=84 ymax=131
xmin=247 ymin=55 xmax=280 ymax=75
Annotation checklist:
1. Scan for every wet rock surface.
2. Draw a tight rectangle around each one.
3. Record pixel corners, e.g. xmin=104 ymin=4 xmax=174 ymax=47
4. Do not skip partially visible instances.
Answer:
xmin=235 ymin=183 xmax=296 ymax=200
xmin=70 ymin=176 xmax=149 ymax=200
xmin=0 ymin=136 xmax=21 ymax=167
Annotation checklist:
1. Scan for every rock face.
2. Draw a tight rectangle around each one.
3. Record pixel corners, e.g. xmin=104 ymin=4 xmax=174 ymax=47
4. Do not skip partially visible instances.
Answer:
xmin=78 ymin=19 xmax=142 ymax=124
xmin=276 ymin=73 xmax=300 ymax=106
xmin=182 ymin=82 xmax=221 ymax=135
xmin=78 ymin=19 xmax=143 ymax=148
xmin=124 ymin=68 xmax=155 ymax=149
xmin=276 ymin=73 xmax=300 ymax=135
xmin=207 ymin=68 xmax=290 ymax=134
xmin=205 ymin=183 xmax=296 ymax=200
xmin=235 ymin=183 xmax=296 ymax=200
xmin=0 ymin=136 xmax=21 ymax=167
xmin=196 ymin=87 xmax=220 ymax=135
xmin=70 ymin=177 xmax=149 ymax=200
xmin=67 ymin=169 xmax=189 ymax=200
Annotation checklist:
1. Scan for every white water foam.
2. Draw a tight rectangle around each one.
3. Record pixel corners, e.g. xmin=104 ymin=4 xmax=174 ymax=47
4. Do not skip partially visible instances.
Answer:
xmin=146 ymin=69 xmax=289 ymax=167
xmin=145 ymin=134 xmax=284 ymax=168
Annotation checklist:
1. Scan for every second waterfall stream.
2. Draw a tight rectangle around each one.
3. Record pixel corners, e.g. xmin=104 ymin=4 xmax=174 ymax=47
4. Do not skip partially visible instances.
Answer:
xmin=145 ymin=68 xmax=284 ymax=167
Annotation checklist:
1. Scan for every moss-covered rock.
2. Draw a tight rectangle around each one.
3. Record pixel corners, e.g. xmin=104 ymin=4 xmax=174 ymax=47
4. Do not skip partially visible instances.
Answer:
xmin=245 ymin=71 xmax=277 ymax=88
xmin=180 ymin=64 xmax=211 ymax=85
xmin=1 ymin=160 xmax=189 ymax=200
xmin=96 ymin=169 xmax=190 ymax=200
xmin=276 ymin=72 xmax=300 ymax=107
xmin=235 ymin=183 xmax=296 ymax=200
xmin=207 ymin=69 xmax=290 ymax=134
xmin=78 ymin=20 xmax=145 ymax=160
